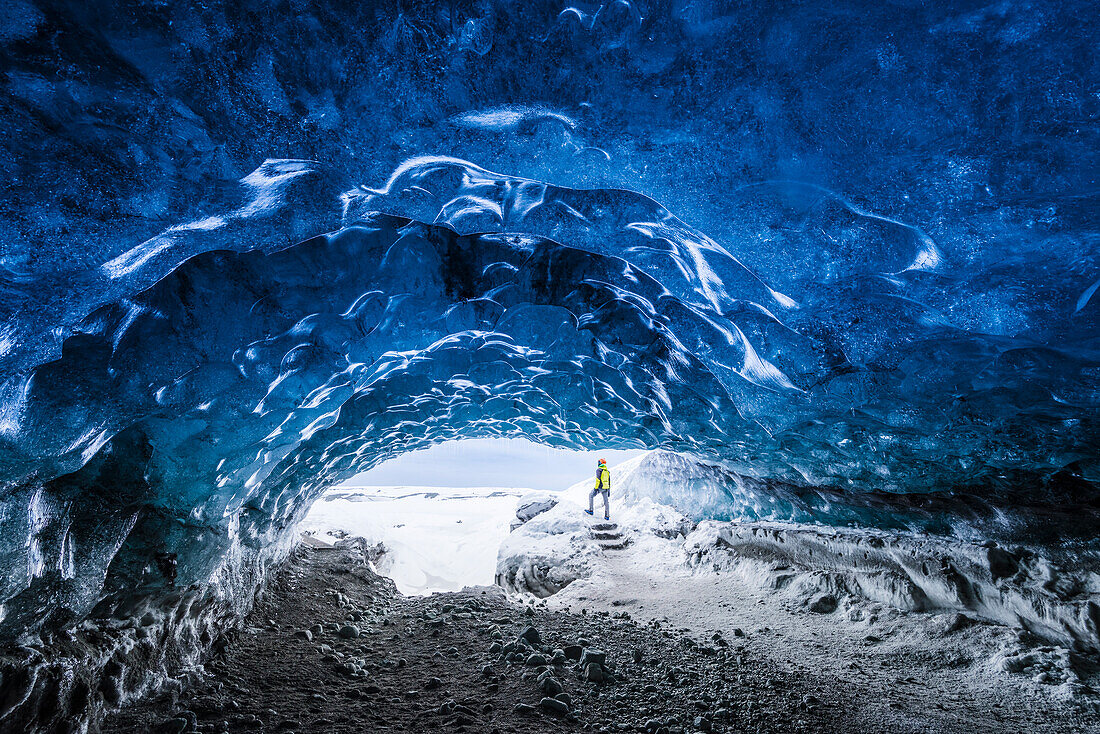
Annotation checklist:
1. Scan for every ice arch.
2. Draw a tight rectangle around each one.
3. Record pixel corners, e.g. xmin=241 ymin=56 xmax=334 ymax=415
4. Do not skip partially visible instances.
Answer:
xmin=0 ymin=155 xmax=1097 ymax=732
xmin=2 ymin=157 xmax=1098 ymax=642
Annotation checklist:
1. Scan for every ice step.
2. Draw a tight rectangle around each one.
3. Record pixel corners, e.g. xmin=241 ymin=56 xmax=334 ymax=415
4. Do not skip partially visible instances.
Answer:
xmin=590 ymin=521 xmax=629 ymax=550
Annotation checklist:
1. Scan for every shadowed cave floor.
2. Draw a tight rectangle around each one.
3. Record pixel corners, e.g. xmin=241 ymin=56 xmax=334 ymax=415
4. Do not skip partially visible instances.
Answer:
xmin=103 ymin=545 xmax=1099 ymax=734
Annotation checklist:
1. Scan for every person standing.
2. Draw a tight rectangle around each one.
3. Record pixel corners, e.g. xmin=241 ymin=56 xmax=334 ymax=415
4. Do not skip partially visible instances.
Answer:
xmin=585 ymin=458 xmax=611 ymax=521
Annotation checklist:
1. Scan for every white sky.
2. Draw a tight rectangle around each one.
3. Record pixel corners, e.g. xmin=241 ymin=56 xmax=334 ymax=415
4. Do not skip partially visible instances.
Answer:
xmin=341 ymin=437 xmax=646 ymax=491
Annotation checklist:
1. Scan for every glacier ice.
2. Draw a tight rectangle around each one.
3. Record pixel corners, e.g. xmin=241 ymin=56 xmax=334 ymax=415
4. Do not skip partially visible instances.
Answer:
xmin=0 ymin=0 xmax=1097 ymax=729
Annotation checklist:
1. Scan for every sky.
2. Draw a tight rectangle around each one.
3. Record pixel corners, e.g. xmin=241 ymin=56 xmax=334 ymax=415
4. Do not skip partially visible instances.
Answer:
xmin=339 ymin=438 xmax=645 ymax=490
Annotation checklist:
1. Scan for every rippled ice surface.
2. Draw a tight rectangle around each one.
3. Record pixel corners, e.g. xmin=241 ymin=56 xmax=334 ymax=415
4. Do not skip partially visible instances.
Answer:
xmin=0 ymin=0 xmax=1096 ymax=699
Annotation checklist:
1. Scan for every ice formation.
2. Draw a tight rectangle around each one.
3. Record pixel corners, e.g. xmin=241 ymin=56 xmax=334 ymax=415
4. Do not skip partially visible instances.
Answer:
xmin=0 ymin=0 xmax=1097 ymax=730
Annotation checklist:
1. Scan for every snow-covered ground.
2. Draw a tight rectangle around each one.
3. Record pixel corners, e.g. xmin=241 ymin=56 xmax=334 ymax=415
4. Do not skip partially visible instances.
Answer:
xmin=494 ymin=452 xmax=1100 ymax=716
xmin=301 ymin=485 xmax=530 ymax=595
xmin=301 ymin=453 xmax=1100 ymax=721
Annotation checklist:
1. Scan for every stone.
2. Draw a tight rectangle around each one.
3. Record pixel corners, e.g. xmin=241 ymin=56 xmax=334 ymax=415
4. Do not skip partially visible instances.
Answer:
xmin=539 ymin=696 xmax=570 ymax=715
xmin=539 ymin=675 xmax=563 ymax=696
xmin=563 ymin=644 xmax=583 ymax=661
xmin=294 ymin=629 xmax=313 ymax=641
xmin=154 ymin=718 xmax=190 ymax=734
xmin=513 ymin=703 xmax=537 ymax=715
xmin=526 ymin=653 xmax=548 ymax=667
xmin=584 ymin=663 xmax=606 ymax=683
xmin=807 ymin=594 xmax=838 ymax=614
xmin=579 ymin=648 xmax=607 ymax=668
xmin=519 ymin=625 xmax=541 ymax=646
xmin=945 ymin=613 xmax=977 ymax=633
xmin=338 ymin=624 xmax=360 ymax=639
xmin=424 ymin=677 xmax=442 ymax=690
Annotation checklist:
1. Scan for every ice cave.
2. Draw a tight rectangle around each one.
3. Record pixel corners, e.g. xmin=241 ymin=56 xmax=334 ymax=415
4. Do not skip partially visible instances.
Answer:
xmin=0 ymin=1 xmax=1097 ymax=732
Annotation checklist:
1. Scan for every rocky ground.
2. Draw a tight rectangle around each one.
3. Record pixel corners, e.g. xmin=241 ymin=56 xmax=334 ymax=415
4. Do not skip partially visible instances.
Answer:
xmin=103 ymin=542 xmax=1100 ymax=734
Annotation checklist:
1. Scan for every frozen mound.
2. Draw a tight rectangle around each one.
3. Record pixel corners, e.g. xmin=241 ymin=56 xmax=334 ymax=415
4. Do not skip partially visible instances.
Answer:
xmin=513 ymin=492 xmax=560 ymax=529
xmin=683 ymin=522 xmax=1100 ymax=652
xmin=497 ymin=501 xmax=602 ymax=597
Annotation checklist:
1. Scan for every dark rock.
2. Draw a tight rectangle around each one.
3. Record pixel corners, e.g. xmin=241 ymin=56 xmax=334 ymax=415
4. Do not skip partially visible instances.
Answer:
xmin=338 ymin=624 xmax=360 ymax=639
xmin=584 ymin=662 xmax=606 ymax=683
xmin=539 ymin=696 xmax=570 ymax=715
xmin=513 ymin=703 xmax=537 ymax=715
xmin=538 ymin=675 xmax=563 ymax=696
xmin=519 ymin=625 xmax=542 ymax=646
xmin=579 ymin=648 xmax=607 ymax=668
xmin=424 ymin=677 xmax=442 ymax=690
xmin=526 ymin=653 xmax=548 ymax=667
xmin=945 ymin=613 xmax=978 ymax=633
xmin=807 ymin=594 xmax=838 ymax=614
xmin=154 ymin=718 xmax=190 ymax=734
xmin=563 ymin=644 xmax=583 ymax=661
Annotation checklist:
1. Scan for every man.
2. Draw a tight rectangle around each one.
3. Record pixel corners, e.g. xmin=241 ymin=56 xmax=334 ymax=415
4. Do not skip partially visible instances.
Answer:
xmin=585 ymin=458 xmax=611 ymax=521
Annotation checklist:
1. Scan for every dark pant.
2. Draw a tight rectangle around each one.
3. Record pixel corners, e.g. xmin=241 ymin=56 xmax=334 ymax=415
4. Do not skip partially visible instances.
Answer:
xmin=588 ymin=488 xmax=609 ymax=517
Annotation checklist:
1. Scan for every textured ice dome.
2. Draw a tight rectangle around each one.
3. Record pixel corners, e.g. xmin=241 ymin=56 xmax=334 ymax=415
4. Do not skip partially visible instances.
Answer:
xmin=0 ymin=0 xmax=1097 ymax=639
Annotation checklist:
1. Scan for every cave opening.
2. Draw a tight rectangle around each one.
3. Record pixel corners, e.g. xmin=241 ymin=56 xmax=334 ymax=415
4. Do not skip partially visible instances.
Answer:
xmin=301 ymin=438 xmax=645 ymax=595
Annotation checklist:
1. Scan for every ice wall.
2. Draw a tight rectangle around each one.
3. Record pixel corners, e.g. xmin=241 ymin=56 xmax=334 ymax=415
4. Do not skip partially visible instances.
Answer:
xmin=0 ymin=1 xmax=1098 ymax=730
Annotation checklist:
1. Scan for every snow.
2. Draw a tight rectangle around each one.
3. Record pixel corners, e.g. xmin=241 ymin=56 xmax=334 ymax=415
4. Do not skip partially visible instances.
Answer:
xmin=301 ymin=485 xmax=528 ymax=595
xmin=493 ymin=455 xmax=1100 ymax=710
xmin=495 ymin=499 xmax=604 ymax=596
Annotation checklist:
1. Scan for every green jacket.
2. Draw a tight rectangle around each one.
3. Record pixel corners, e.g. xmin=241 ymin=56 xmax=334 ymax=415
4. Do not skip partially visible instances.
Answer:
xmin=594 ymin=466 xmax=610 ymax=491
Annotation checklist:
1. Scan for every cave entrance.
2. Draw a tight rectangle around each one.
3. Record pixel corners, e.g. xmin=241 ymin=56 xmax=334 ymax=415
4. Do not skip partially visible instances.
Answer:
xmin=301 ymin=438 xmax=643 ymax=595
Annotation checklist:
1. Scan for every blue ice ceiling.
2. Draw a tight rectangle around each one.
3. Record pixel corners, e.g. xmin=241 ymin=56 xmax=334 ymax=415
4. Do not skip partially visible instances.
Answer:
xmin=0 ymin=0 xmax=1097 ymax=637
